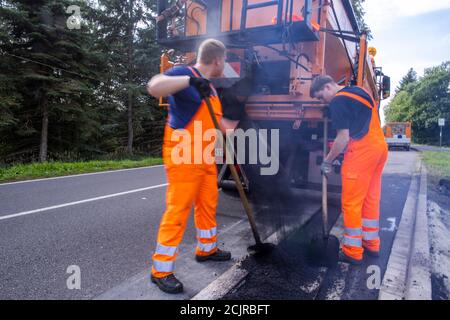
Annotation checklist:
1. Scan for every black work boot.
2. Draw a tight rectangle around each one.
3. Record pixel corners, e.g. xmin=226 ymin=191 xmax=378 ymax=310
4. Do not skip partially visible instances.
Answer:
xmin=364 ymin=248 xmax=380 ymax=258
xmin=339 ymin=251 xmax=363 ymax=266
xmin=195 ymin=249 xmax=232 ymax=262
xmin=151 ymin=274 xmax=183 ymax=294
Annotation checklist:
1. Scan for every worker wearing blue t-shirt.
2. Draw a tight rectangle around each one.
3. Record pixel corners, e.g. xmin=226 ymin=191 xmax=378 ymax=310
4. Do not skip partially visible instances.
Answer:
xmin=147 ymin=39 xmax=238 ymax=294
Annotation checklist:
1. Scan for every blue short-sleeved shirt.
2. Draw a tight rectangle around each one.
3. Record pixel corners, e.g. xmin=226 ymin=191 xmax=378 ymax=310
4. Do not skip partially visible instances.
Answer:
xmin=329 ymin=86 xmax=374 ymax=140
xmin=164 ymin=66 xmax=203 ymax=130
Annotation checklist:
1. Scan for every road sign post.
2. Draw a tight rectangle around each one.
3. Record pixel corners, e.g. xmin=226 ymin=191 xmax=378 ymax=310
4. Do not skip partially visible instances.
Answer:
xmin=439 ymin=118 xmax=445 ymax=149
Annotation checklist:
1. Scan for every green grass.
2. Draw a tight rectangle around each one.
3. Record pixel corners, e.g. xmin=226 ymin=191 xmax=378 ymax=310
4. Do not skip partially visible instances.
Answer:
xmin=422 ymin=151 xmax=450 ymax=178
xmin=0 ymin=157 xmax=163 ymax=183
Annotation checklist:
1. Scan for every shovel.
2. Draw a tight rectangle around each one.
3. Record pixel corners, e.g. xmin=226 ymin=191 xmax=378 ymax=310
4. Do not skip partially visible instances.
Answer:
xmin=307 ymin=116 xmax=340 ymax=268
xmin=203 ymin=95 xmax=275 ymax=255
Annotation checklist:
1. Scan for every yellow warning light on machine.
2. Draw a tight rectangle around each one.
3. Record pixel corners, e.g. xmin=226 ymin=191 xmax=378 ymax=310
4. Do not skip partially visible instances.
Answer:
xmin=368 ymin=47 xmax=377 ymax=57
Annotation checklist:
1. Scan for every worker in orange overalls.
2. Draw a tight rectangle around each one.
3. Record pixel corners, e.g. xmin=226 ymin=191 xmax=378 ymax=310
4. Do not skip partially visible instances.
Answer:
xmin=310 ymin=75 xmax=388 ymax=265
xmin=147 ymin=39 xmax=239 ymax=293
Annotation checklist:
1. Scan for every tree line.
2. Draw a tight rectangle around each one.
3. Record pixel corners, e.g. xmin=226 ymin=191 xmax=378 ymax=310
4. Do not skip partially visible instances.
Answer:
xmin=384 ymin=62 xmax=450 ymax=146
xmin=0 ymin=0 xmax=165 ymax=164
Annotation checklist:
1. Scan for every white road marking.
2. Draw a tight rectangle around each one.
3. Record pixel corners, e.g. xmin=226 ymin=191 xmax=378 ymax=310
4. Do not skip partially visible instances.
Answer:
xmin=220 ymin=219 xmax=246 ymax=235
xmin=0 ymin=165 xmax=164 ymax=187
xmin=382 ymin=217 xmax=397 ymax=232
xmin=0 ymin=183 xmax=168 ymax=222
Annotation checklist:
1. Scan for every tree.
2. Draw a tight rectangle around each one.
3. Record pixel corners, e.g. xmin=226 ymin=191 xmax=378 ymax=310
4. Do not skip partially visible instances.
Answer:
xmin=409 ymin=62 xmax=450 ymax=145
xmin=0 ymin=0 xmax=165 ymax=163
xmin=384 ymin=84 xmax=415 ymax=123
xmin=396 ymin=68 xmax=417 ymax=93
xmin=351 ymin=0 xmax=372 ymax=39
xmin=94 ymin=0 xmax=161 ymax=156
xmin=385 ymin=61 xmax=450 ymax=146
xmin=0 ymin=0 xmax=105 ymax=162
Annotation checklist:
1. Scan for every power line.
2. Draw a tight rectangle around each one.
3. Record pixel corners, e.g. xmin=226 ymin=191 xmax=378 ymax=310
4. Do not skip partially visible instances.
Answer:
xmin=3 ymin=52 xmax=102 ymax=82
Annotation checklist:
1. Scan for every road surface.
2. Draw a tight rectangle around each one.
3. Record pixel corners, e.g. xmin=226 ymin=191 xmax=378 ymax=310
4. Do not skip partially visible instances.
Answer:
xmin=223 ymin=151 xmax=419 ymax=300
xmin=0 ymin=151 xmax=418 ymax=299
xmin=0 ymin=165 xmax=252 ymax=299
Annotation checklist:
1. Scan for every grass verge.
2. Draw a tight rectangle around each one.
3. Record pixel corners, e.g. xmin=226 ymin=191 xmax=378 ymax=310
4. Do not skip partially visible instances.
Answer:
xmin=422 ymin=151 xmax=450 ymax=179
xmin=0 ymin=157 xmax=163 ymax=183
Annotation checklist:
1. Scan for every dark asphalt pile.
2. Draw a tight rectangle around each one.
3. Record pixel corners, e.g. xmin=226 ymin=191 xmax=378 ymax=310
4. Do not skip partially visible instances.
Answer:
xmin=222 ymin=204 xmax=341 ymax=300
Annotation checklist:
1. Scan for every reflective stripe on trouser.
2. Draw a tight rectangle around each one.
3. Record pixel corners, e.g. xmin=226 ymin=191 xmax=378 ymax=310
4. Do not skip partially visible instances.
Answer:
xmin=151 ymin=164 xmax=219 ymax=278
xmin=343 ymin=228 xmax=363 ymax=259
xmin=343 ymin=235 xmax=363 ymax=247
xmin=196 ymin=227 xmax=218 ymax=255
xmin=152 ymin=244 xmax=178 ymax=274
xmin=362 ymin=174 xmax=382 ymax=254
xmin=197 ymin=227 xmax=217 ymax=239
xmin=362 ymin=219 xmax=380 ymax=252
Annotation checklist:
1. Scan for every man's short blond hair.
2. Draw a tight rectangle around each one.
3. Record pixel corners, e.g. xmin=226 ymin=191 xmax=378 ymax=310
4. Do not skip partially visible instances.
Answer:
xmin=197 ymin=39 xmax=226 ymax=65
xmin=310 ymin=75 xmax=336 ymax=98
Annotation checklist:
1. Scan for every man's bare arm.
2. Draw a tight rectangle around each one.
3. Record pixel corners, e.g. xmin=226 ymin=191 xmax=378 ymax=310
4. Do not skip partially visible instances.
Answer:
xmin=147 ymin=74 xmax=190 ymax=98
xmin=325 ymin=129 xmax=350 ymax=163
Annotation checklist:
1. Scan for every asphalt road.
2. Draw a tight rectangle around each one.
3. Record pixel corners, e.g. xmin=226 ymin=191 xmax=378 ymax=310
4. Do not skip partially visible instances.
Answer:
xmin=0 ymin=166 xmax=250 ymax=299
xmin=0 ymin=150 xmax=418 ymax=300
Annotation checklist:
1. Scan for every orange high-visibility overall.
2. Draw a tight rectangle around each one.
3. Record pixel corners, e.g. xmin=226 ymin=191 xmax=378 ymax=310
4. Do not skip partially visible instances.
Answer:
xmin=337 ymin=88 xmax=388 ymax=261
xmin=152 ymin=67 xmax=223 ymax=278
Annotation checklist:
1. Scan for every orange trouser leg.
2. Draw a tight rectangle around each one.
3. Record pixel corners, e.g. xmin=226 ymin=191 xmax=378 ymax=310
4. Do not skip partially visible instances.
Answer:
xmin=151 ymin=165 xmax=203 ymax=278
xmin=341 ymin=147 xmax=381 ymax=261
xmin=362 ymin=148 xmax=388 ymax=253
xmin=341 ymin=169 xmax=369 ymax=261
xmin=194 ymin=165 xmax=219 ymax=257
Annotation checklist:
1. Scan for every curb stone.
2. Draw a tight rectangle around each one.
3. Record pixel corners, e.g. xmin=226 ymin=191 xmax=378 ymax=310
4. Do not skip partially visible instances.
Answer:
xmin=379 ymin=160 xmax=431 ymax=300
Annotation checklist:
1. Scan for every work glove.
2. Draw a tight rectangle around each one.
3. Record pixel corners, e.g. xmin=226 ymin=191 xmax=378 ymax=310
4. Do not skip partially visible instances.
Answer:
xmin=321 ymin=161 xmax=333 ymax=176
xmin=189 ymin=77 xmax=212 ymax=98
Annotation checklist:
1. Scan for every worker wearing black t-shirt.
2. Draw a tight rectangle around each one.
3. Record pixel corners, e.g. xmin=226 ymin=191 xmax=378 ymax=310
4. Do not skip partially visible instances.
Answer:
xmin=310 ymin=75 xmax=388 ymax=265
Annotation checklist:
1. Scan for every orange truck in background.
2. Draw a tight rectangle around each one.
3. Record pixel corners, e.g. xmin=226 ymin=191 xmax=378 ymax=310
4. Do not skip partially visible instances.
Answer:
xmin=155 ymin=0 xmax=391 ymax=192
xmin=384 ymin=122 xmax=412 ymax=151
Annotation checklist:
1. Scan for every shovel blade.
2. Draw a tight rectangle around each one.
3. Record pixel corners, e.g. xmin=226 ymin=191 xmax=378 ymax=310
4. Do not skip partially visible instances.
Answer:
xmin=247 ymin=242 xmax=276 ymax=256
xmin=306 ymin=234 xmax=340 ymax=268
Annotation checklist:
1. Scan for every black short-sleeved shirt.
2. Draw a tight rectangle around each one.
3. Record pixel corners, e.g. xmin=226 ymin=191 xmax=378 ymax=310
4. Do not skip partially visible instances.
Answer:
xmin=329 ymin=86 xmax=374 ymax=140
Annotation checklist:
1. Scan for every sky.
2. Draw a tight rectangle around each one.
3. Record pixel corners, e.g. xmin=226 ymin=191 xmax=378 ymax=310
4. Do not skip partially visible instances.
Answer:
xmin=362 ymin=0 xmax=450 ymax=123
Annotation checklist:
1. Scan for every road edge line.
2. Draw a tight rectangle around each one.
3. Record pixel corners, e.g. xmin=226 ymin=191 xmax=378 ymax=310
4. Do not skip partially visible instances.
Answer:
xmin=0 ymin=184 xmax=168 ymax=221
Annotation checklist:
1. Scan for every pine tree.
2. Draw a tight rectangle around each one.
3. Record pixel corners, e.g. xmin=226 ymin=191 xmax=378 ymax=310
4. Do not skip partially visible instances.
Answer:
xmin=351 ymin=0 xmax=372 ymax=39
xmin=396 ymin=68 xmax=418 ymax=93
xmin=94 ymin=0 xmax=163 ymax=156
xmin=0 ymin=0 xmax=168 ymax=163
xmin=0 ymin=0 xmax=105 ymax=162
